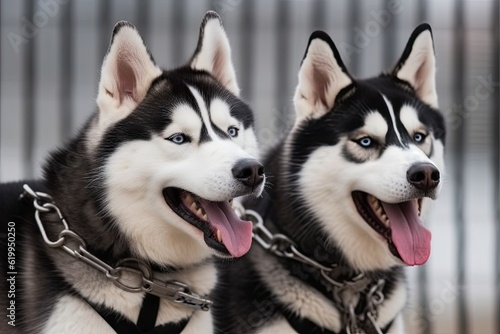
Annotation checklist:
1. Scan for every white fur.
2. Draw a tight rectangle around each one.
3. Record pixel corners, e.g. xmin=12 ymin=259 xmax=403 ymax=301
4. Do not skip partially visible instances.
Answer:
xmin=189 ymin=86 xmax=220 ymax=140
xmin=167 ymin=104 xmax=204 ymax=143
xmin=383 ymin=95 xmax=404 ymax=145
xmin=253 ymin=247 xmax=343 ymax=332
xmin=190 ymin=14 xmax=240 ymax=96
xmin=88 ymin=18 xmax=263 ymax=266
xmin=288 ymin=48 xmax=443 ymax=271
xmin=253 ymin=247 xmax=406 ymax=333
xmin=399 ymin=105 xmax=422 ymax=131
xmin=255 ymin=26 xmax=442 ymax=334
xmin=395 ymin=30 xmax=438 ymax=108
xmin=399 ymin=104 xmax=446 ymax=177
xmin=103 ymin=95 xmax=264 ymax=265
xmin=96 ymin=24 xmax=162 ymax=140
xmin=293 ymin=38 xmax=352 ymax=121
xmin=362 ymin=112 xmax=389 ymax=141
xmin=43 ymin=264 xmax=217 ymax=333
xmin=210 ymin=98 xmax=235 ymax=140
xmin=43 ymin=295 xmax=115 ymax=333
xmin=45 ymin=13 xmax=262 ymax=333
xmin=297 ymin=138 xmax=441 ymax=271
xmin=256 ymin=319 xmax=297 ymax=334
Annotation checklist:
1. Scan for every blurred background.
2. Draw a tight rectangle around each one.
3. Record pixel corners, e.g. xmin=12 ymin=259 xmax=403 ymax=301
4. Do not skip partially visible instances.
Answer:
xmin=0 ymin=0 xmax=498 ymax=333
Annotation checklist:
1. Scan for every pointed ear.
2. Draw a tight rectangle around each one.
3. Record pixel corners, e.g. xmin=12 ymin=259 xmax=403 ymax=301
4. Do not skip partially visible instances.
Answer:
xmin=293 ymin=31 xmax=353 ymax=120
xmin=97 ymin=21 xmax=162 ymax=118
xmin=393 ymin=24 xmax=438 ymax=108
xmin=189 ymin=11 xmax=240 ymax=96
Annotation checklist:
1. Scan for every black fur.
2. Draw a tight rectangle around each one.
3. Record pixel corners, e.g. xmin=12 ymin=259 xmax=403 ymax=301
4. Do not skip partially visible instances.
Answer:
xmin=214 ymin=25 xmax=445 ymax=334
xmin=0 ymin=13 xmax=256 ymax=333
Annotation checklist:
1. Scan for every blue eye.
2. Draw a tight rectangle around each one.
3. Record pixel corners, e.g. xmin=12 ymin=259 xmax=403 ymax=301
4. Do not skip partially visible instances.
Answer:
xmin=228 ymin=126 xmax=239 ymax=138
xmin=414 ymin=132 xmax=426 ymax=143
xmin=167 ymin=133 xmax=189 ymax=144
xmin=356 ymin=136 xmax=374 ymax=148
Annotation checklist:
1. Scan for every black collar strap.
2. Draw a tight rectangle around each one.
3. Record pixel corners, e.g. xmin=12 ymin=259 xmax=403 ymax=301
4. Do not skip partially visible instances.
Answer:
xmin=83 ymin=293 xmax=190 ymax=334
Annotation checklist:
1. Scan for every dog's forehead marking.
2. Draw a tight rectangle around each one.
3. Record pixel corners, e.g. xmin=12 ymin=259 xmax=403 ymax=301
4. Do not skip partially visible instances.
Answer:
xmin=362 ymin=112 xmax=388 ymax=139
xmin=381 ymin=94 xmax=403 ymax=145
xmin=399 ymin=105 xmax=422 ymax=131
xmin=188 ymin=85 xmax=220 ymax=141
xmin=210 ymin=98 xmax=233 ymax=128
xmin=169 ymin=104 xmax=202 ymax=140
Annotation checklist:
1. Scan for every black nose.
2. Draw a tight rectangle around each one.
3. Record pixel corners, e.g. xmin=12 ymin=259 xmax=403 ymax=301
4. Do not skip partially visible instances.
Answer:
xmin=407 ymin=163 xmax=440 ymax=192
xmin=232 ymin=159 xmax=264 ymax=188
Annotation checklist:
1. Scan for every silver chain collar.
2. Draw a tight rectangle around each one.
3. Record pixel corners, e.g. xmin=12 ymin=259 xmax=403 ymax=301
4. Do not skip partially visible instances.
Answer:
xmin=242 ymin=208 xmax=385 ymax=334
xmin=21 ymin=184 xmax=213 ymax=311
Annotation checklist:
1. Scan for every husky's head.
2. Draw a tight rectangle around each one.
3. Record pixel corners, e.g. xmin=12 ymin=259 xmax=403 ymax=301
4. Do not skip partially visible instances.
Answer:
xmin=286 ymin=25 xmax=445 ymax=271
xmin=87 ymin=12 xmax=264 ymax=267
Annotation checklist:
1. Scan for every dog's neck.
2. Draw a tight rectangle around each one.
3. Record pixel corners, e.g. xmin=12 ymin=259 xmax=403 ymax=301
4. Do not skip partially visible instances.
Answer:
xmin=258 ymin=147 xmax=402 ymax=284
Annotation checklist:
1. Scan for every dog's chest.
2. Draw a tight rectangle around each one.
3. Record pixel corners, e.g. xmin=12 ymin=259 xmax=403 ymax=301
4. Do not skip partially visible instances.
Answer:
xmin=42 ymin=264 xmax=217 ymax=333
xmin=252 ymin=247 xmax=407 ymax=333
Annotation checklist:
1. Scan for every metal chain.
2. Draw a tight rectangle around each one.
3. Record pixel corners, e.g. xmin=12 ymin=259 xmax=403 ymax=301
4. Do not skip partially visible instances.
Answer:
xmin=21 ymin=184 xmax=213 ymax=311
xmin=242 ymin=208 xmax=385 ymax=333
xmin=245 ymin=209 xmax=334 ymax=272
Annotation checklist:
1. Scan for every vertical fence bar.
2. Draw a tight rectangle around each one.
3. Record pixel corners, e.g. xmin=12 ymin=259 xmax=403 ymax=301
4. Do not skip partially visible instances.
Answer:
xmin=493 ymin=0 xmax=500 ymax=332
xmin=0 ymin=0 xmax=2 ymax=179
xmin=98 ymin=0 xmax=111 ymax=62
xmin=311 ymin=0 xmax=325 ymax=30
xmin=275 ymin=0 xmax=290 ymax=120
xmin=136 ymin=0 xmax=150 ymax=43
xmin=23 ymin=0 xmax=35 ymax=178
xmin=453 ymin=0 xmax=467 ymax=333
xmin=348 ymin=0 xmax=361 ymax=76
xmin=171 ymin=0 xmax=185 ymax=66
xmin=60 ymin=0 xmax=72 ymax=140
xmin=382 ymin=0 xmax=397 ymax=70
xmin=239 ymin=0 xmax=254 ymax=102
xmin=417 ymin=0 xmax=427 ymax=24
xmin=415 ymin=2 xmax=432 ymax=333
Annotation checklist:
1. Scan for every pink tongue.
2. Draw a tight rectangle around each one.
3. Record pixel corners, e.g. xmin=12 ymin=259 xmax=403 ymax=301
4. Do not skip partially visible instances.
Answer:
xmin=381 ymin=201 xmax=431 ymax=266
xmin=198 ymin=199 xmax=253 ymax=257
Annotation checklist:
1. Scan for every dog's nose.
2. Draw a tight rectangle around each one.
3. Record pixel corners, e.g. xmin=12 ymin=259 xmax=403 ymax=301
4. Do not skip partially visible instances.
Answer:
xmin=407 ymin=163 xmax=440 ymax=191
xmin=232 ymin=159 xmax=265 ymax=188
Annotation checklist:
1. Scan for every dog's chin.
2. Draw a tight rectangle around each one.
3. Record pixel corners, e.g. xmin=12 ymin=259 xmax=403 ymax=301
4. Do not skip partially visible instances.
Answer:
xmin=351 ymin=191 xmax=432 ymax=267
xmin=162 ymin=187 xmax=253 ymax=258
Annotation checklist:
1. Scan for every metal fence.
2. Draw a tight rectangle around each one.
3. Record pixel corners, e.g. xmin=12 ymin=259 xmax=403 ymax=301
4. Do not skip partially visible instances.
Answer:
xmin=0 ymin=0 xmax=498 ymax=333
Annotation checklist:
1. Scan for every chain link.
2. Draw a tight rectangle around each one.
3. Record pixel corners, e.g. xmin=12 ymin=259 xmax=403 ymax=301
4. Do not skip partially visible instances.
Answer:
xmin=21 ymin=184 xmax=213 ymax=311
xmin=245 ymin=209 xmax=334 ymax=272
xmin=243 ymin=208 xmax=386 ymax=334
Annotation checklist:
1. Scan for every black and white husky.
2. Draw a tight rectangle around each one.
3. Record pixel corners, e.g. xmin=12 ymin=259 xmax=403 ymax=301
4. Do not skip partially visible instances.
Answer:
xmin=0 ymin=11 xmax=264 ymax=333
xmin=215 ymin=25 xmax=445 ymax=333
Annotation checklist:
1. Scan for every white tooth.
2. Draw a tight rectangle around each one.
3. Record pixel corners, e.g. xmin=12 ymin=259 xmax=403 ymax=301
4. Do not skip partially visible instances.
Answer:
xmin=197 ymin=208 xmax=203 ymax=218
xmin=190 ymin=202 xmax=197 ymax=211
xmin=381 ymin=218 xmax=389 ymax=227
xmin=216 ymin=229 xmax=222 ymax=242
xmin=202 ymin=214 xmax=208 ymax=221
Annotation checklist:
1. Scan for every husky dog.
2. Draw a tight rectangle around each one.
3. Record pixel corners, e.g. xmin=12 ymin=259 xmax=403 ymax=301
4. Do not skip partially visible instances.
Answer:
xmin=215 ymin=24 xmax=445 ymax=333
xmin=0 ymin=11 xmax=264 ymax=333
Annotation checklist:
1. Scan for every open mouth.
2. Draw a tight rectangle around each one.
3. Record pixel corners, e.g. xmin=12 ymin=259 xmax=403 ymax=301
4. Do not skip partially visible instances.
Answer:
xmin=163 ymin=188 xmax=253 ymax=258
xmin=352 ymin=191 xmax=431 ymax=266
